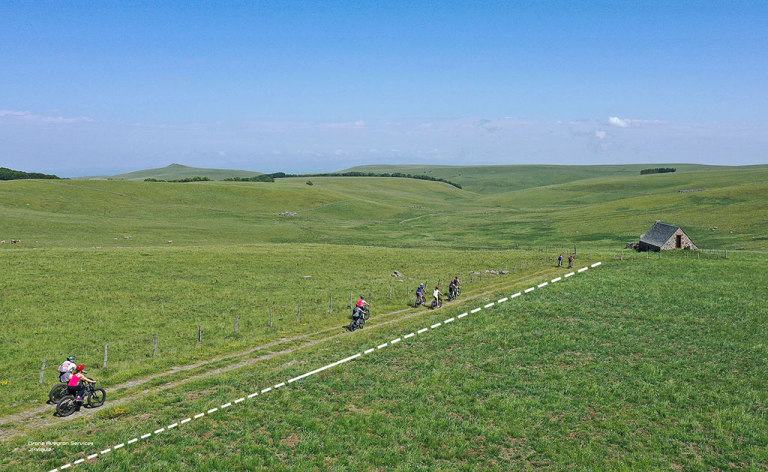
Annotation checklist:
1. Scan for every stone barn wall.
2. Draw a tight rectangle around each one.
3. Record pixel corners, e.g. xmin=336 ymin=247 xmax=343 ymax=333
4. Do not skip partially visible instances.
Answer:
xmin=659 ymin=228 xmax=698 ymax=250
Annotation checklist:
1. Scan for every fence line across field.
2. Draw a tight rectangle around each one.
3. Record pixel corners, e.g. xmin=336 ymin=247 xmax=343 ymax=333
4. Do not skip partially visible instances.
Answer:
xmin=37 ymin=250 xmax=730 ymax=382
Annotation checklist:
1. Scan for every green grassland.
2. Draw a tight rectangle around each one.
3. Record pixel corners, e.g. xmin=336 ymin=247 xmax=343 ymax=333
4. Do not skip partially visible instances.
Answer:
xmin=1 ymin=244 xmax=566 ymax=414
xmin=345 ymin=163 xmax=768 ymax=194
xmin=2 ymin=255 xmax=766 ymax=470
xmin=1 ymin=163 xmax=766 ymax=470
xmin=78 ymin=163 xmax=264 ymax=181
xmin=1 ymin=166 xmax=766 ymax=251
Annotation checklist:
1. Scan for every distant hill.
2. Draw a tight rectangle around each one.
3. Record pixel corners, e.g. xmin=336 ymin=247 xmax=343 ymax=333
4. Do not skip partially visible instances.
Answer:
xmin=342 ymin=164 xmax=768 ymax=194
xmin=78 ymin=164 xmax=263 ymax=181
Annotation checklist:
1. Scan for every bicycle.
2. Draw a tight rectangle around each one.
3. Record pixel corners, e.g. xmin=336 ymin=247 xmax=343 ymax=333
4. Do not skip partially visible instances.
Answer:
xmin=56 ymin=382 xmax=106 ymax=417
xmin=414 ymin=293 xmax=426 ymax=308
xmin=430 ymin=295 xmax=443 ymax=310
xmin=347 ymin=307 xmax=370 ymax=332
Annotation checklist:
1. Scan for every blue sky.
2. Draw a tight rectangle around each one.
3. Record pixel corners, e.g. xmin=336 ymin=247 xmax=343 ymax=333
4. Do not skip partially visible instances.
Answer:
xmin=1 ymin=1 xmax=766 ymax=176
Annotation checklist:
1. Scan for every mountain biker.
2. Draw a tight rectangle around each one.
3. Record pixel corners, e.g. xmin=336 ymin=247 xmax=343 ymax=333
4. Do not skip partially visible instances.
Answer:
xmin=67 ymin=365 xmax=96 ymax=409
xmin=416 ymin=283 xmax=425 ymax=304
xmin=351 ymin=296 xmax=370 ymax=329
xmin=448 ymin=279 xmax=457 ymax=299
xmin=58 ymin=356 xmax=77 ymax=383
xmin=433 ymin=286 xmax=442 ymax=304
xmin=558 ymin=254 xmax=563 ymax=267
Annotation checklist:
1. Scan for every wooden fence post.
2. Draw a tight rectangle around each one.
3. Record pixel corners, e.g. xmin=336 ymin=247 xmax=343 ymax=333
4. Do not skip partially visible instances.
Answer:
xmin=298 ymin=305 xmax=301 ymax=322
xmin=725 ymin=249 xmax=727 ymax=259
xmin=621 ymin=249 xmax=623 ymax=260
xmin=40 ymin=358 xmax=47 ymax=384
xmin=390 ymin=284 xmax=393 ymax=298
xmin=235 ymin=315 xmax=239 ymax=334
xmin=270 ymin=308 xmax=273 ymax=327
xmin=350 ymin=293 xmax=353 ymax=310
xmin=330 ymin=296 xmax=333 ymax=314
xmin=198 ymin=326 xmax=202 ymax=343
xmin=153 ymin=333 xmax=158 ymax=356
xmin=103 ymin=344 xmax=108 ymax=367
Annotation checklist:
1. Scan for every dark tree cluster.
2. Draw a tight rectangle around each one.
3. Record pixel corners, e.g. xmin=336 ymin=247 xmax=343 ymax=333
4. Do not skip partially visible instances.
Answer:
xmin=222 ymin=174 xmax=275 ymax=182
xmin=640 ymin=167 xmax=676 ymax=175
xmin=0 ymin=167 xmax=60 ymax=180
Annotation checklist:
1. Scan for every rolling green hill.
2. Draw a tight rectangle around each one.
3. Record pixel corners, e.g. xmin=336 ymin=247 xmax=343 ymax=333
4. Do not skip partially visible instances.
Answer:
xmin=2 ymin=166 xmax=766 ymax=250
xmin=79 ymin=163 xmax=264 ymax=181
xmin=344 ymin=163 xmax=768 ymax=194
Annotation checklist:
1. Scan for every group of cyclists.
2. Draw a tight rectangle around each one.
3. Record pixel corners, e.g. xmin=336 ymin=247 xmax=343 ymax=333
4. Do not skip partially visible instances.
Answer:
xmin=348 ymin=275 xmax=462 ymax=330
xmin=415 ymin=275 xmax=461 ymax=307
xmin=56 ymin=355 xmax=97 ymax=412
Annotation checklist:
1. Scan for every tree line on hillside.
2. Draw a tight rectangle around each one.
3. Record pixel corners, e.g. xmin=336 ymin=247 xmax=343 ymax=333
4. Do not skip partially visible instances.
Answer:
xmin=143 ymin=171 xmax=462 ymax=188
xmin=144 ymin=176 xmax=212 ymax=182
xmin=269 ymin=171 xmax=462 ymax=189
xmin=0 ymin=167 xmax=61 ymax=180
xmin=640 ymin=167 xmax=676 ymax=175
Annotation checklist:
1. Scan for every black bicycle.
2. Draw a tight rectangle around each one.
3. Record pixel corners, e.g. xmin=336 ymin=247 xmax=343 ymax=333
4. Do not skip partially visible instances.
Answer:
xmin=56 ymin=382 xmax=106 ymax=417
xmin=347 ymin=307 xmax=370 ymax=332
xmin=414 ymin=293 xmax=426 ymax=308
xmin=430 ymin=295 xmax=443 ymax=310
xmin=448 ymin=285 xmax=462 ymax=301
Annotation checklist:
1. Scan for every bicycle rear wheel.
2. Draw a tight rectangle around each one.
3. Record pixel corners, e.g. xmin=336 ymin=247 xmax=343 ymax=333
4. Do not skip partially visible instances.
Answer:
xmin=48 ymin=384 xmax=67 ymax=404
xmin=87 ymin=388 xmax=106 ymax=407
xmin=56 ymin=395 xmax=78 ymax=417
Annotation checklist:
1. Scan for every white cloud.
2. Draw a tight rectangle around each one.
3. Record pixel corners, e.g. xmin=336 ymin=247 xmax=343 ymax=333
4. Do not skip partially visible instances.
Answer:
xmin=217 ymin=151 xmax=227 ymax=156
xmin=0 ymin=109 xmax=94 ymax=124
xmin=608 ymin=116 xmax=631 ymax=128
xmin=594 ymin=130 xmax=607 ymax=139
xmin=608 ymin=116 xmax=666 ymax=128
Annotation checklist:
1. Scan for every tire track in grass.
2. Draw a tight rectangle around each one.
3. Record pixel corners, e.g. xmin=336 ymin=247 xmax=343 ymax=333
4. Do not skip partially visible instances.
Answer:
xmin=2 ymin=266 xmax=568 ymax=439
xmin=48 ymin=263 xmax=601 ymax=471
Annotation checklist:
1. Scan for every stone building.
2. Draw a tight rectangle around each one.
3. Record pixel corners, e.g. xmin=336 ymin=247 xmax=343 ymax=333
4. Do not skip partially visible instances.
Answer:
xmin=638 ymin=221 xmax=698 ymax=251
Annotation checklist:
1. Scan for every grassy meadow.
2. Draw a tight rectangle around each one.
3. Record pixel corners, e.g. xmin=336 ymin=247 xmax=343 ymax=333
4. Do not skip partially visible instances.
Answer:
xmin=1 ymin=163 xmax=766 ymax=469
xmin=2 ymin=254 xmax=766 ymax=470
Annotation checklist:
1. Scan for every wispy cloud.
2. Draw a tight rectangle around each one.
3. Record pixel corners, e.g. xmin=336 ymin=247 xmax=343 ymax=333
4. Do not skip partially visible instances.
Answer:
xmin=608 ymin=116 xmax=666 ymax=128
xmin=0 ymin=109 xmax=94 ymax=124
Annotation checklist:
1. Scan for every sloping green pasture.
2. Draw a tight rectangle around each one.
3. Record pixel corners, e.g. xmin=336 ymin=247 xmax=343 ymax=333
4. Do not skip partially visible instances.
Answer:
xmin=3 ymin=255 xmax=765 ymax=470
xmin=1 ymin=244 xmax=565 ymax=414
xmin=1 ymin=167 xmax=766 ymax=251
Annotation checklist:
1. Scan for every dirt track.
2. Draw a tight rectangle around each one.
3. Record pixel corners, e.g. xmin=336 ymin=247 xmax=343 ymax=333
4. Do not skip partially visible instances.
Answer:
xmin=0 ymin=271 xmax=554 ymax=441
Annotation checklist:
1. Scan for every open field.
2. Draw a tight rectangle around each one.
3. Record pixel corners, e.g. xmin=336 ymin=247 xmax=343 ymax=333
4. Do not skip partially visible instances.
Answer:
xmin=1 ymin=164 xmax=766 ymax=470
xmin=1 ymin=166 xmax=767 ymax=251
xmin=345 ymin=163 xmax=768 ymax=194
xmin=2 ymin=254 xmax=766 ymax=470
xmin=1 ymin=244 xmax=570 ymax=416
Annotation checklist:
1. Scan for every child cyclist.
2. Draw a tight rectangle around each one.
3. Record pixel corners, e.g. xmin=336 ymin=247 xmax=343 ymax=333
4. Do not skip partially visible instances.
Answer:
xmin=67 ymin=365 xmax=96 ymax=410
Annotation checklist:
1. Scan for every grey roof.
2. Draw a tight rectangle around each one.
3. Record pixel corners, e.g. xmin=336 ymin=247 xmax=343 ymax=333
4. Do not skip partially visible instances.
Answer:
xmin=640 ymin=222 xmax=680 ymax=247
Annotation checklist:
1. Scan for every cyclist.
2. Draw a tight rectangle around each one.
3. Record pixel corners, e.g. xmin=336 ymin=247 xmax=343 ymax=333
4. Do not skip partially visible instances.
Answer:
xmin=416 ymin=283 xmax=425 ymax=305
xmin=58 ymin=356 xmax=77 ymax=383
xmin=351 ymin=296 xmax=370 ymax=329
xmin=433 ymin=286 xmax=442 ymax=305
xmin=448 ymin=279 xmax=457 ymax=300
xmin=66 ymin=365 xmax=96 ymax=410
xmin=558 ymin=254 xmax=563 ymax=267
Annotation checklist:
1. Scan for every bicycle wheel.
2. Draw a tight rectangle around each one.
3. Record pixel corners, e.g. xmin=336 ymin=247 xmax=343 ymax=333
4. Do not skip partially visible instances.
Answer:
xmin=359 ymin=318 xmax=365 ymax=329
xmin=48 ymin=384 xmax=67 ymax=404
xmin=87 ymin=388 xmax=106 ymax=408
xmin=56 ymin=395 xmax=78 ymax=417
